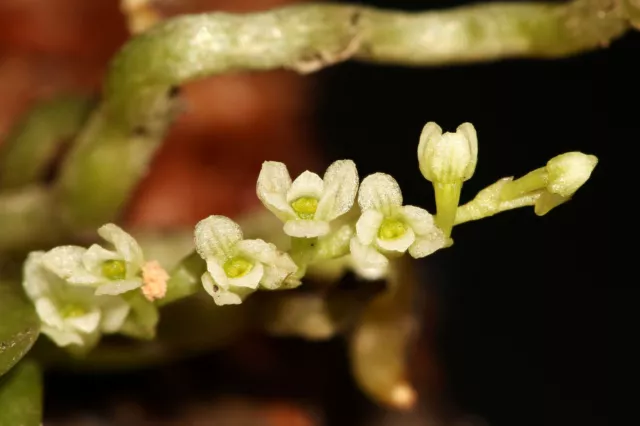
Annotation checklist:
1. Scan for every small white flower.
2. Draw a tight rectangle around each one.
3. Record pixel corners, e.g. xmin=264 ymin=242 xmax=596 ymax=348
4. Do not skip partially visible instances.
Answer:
xmin=257 ymin=160 xmax=359 ymax=238
xmin=41 ymin=224 xmax=146 ymax=296
xmin=545 ymin=152 xmax=598 ymax=198
xmin=418 ymin=122 xmax=478 ymax=184
xmin=22 ymin=252 xmax=130 ymax=351
xmin=350 ymin=173 xmax=446 ymax=279
xmin=195 ymin=215 xmax=298 ymax=306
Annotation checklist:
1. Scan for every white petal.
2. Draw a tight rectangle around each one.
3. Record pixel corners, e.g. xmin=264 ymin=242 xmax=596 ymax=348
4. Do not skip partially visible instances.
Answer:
xmin=355 ymin=209 xmax=384 ymax=245
xmin=287 ymin=171 xmax=324 ymax=203
xmin=400 ymin=205 xmax=436 ymax=236
xmin=228 ymin=261 xmax=264 ymax=289
xmin=22 ymin=251 xmax=51 ymax=299
xmin=357 ymin=173 xmax=403 ymax=215
xmin=202 ymin=273 xmax=252 ymax=306
xmin=206 ymin=259 xmax=230 ymax=289
xmin=315 ymin=159 xmax=359 ymax=221
xmin=284 ymin=219 xmax=330 ymax=238
xmin=98 ymin=224 xmax=144 ymax=266
xmin=35 ymin=298 xmax=64 ymax=328
xmin=82 ymin=244 xmax=120 ymax=277
xmin=417 ymin=122 xmax=443 ymax=181
xmin=99 ymin=297 xmax=130 ymax=333
xmin=260 ymin=265 xmax=291 ymax=290
xmin=94 ymin=279 xmax=142 ymax=296
xmin=408 ymin=230 xmax=447 ymax=259
xmin=235 ymin=239 xmax=298 ymax=275
xmin=67 ymin=310 xmax=101 ymax=333
xmin=349 ymin=238 xmax=389 ymax=280
xmin=41 ymin=325 xmax=84 ymax=347
xmin=41 ymin=246 xmax=97 ymax=285
xmin=257 ymin=161 xmax=296 ymax=221
xmin=376 ymin=226 xmax=415 ymax=253
xmin=194 ymin=215 xmax=243 ymax=261
xmin=457 ymin=122 xmax=478 ymax=180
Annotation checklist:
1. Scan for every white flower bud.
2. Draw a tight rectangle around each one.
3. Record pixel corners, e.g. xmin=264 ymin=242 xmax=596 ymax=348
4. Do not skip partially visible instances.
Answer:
xmin=418 ymin=122 xmax=478 ymax=184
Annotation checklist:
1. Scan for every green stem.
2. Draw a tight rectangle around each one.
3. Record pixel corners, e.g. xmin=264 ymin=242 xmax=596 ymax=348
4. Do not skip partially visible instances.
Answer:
xmin=433 ymin=181 xmax=462 ymax=238
xmin=290 ymin=237 xmax=318 ymax=279
xmin=0 ymin=95 xmax=94 ymax=190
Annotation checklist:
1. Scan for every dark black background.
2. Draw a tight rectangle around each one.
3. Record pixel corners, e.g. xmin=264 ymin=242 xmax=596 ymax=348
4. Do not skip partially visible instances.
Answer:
xmin=317 ymin=1 xmax=635 ymax=425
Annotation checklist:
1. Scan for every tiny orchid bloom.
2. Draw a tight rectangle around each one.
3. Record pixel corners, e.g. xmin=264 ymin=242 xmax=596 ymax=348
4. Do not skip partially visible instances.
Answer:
xmin=22 ymin=252 xmax=130 ymax=351
xmin=195 ymin=215 xmax=299 ymax=306
xmin=418 ymin=122 xmax=478 ymax=184
xmin=257 ymin=160 xmax=359 ymax=238
xmin=350 ymin=173 xmax=446 ymax=280
xmin=40 ymin=224 xmax=167 ymax=300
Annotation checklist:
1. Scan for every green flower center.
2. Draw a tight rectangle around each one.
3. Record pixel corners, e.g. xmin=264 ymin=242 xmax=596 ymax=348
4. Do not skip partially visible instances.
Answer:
xmin=61 ymin=304 xmax=86 ymax=318
xmin=291 ymin=196 xmax=318 ymax=220
xmin=223 ymin=257 xmax=254 ymax=278
xmin=101 ymin=259 xmax=127 ymax=280
xmin=378 ymin=218 xmax=408 ymax=240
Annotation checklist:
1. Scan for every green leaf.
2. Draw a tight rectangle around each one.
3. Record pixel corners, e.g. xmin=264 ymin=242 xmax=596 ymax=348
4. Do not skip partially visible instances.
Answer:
xmin=0 ymin=280 xmax=40 ymax=377
xmin=0 ymin=360 xmax=43 ymax=426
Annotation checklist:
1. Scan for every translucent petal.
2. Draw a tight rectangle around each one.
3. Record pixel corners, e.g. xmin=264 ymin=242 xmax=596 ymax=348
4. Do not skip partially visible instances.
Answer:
xmin=41 ymin=325 xmax=84 ymax=347
xmin=260 ymin=265 xmax=291 ymax=290
xmin=457 ymin=122 xmax=478 ymax=180
xmin=227 ymin=262 xmax=264 ymax=289
xmin=316 ymin=159 xmax=359 ymax=221
xmin=400 ymin=205 xmax=436 ymax=236
xmin=408 ymin=230 xmax=447 ymax=258
xmin=82 ymin=244 xmax=119 ymax=276
xmin=421 ymin=131 xmax=472 ymax=183
xmin=41 ymin=246 xmax=97 ymax=285
xmin=284 ymin=219 xmax=330 ymax=238
xmin=349 ymin=238 xmax=389 ymax=280
xmin=376 ymin=227 xmax=415 ymax=253
xmin=356 ymin=209 xmax=384 ymax=245
xmin=417 ymin=121 xmax=443 ymax=181
xmin=94 ymin=279 xmax=142 ymax=296
xmin=195 ymin=215 xmax=243 ymax=261
xmin=99 ymin=297 xmax=130 ymax=333
xmin=287 ymin=171 xmax=324 ymax=203
xmin=67 ymin=310 xmax=101 ymax=333
xmin=98 ymin=224 xmax=144 ymax=266
xmin=257 ymin=161 xmax=296 ymax=221
xmin=357 ymin=173 xmax=403 ymax=214
xmin=236 ymin=239 xmax=298 ymax=276
xmin=206 ymin=259 xmax=230 ymax=290
xmin=35 ymin=298 xmax=64 ymax=328
xmin=22 ymin=251 xmax=51 ymax=299
xmin=202 ymin=273 xmax=253 ymax=306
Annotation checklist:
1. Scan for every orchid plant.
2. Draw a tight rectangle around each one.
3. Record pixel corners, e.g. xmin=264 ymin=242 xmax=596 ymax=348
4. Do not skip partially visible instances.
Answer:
xmin=0 ymin=0 xmax=631 ymax=423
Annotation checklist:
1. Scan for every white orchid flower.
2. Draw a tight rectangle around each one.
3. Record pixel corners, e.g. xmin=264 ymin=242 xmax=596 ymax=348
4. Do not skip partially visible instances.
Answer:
xmin=195 ymin=215 xmax=299 ymax=306
xmin=40 ymin=224 xmax=167 ymax=301
xmin=256 ymin=160 xmax=359 ymax=238
xmin=350 ymin=173 xmax=446 ymax=280
xmin=22 ymin=252 xmax=131 ymax=350
xmin=418 ymin=122 xmax=478 ymax=184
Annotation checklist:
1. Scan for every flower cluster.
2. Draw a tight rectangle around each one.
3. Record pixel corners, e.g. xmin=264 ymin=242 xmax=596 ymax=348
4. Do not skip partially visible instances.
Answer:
xmin=22 ymin=224 xmax=168 ymax=352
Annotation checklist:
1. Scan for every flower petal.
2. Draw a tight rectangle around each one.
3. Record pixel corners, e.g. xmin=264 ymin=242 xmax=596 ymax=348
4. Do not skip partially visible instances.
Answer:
xmin=195 ymin=215 xmax=243 ymax=261
xmin=287 ymin=170 xmax=324 ymax=203
xmin=357 ymin=173 xmax=403 ymax=215
xmin=82 ymin=244 xmax=120 ymax=276
xmin=316 ymin=160 xmax=359 ymax=221
xmin=35 ymin=298 xmax=64 ymax=328
xmin=41 ymin=246 xmax=97 ymax=284
xmin=228 ymin=262 xmax=264 ymax=289
xmin=284 ymin=219 xmax=330 ymax=238
xmin=99 ymin=297 xmax=130 ymax=333
xmin=457 ymin=122 xmax=478 ymax=180
xmin=417 ymin=122 xmax=443 ymax=181
xmin=408 ymin=230 xmax=447 ymax=259
xmin=257 ymin=161 xmax=296 ymax=221
xmin=98 ymin=224 xmax=144 ymax=266
xmin=236 ymin=239 xmax=298 ymax=275
xmin=22 ymin=251 xmax=51 ymax=299
xmin=94 ymin=279 xmax=142 ymax=296
xmin=356 ymin=209 xmax=384 ymax=245
xmin=349 ymin=238 xmax=389 ymax=280
xmin=376 ymin=226 xmax=415 ymax=253
xmin=202 ymin=273 xmax=254 ymax=306
xmin=400 ymin=205 xmax=436 ymax=236
xmin=206 ymin=259 xmax=231 ymax=290
xmin=41 ymin=325 xmax=84 ymax=347
xmin=67 ymin=310 xmax=101 ymax=333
